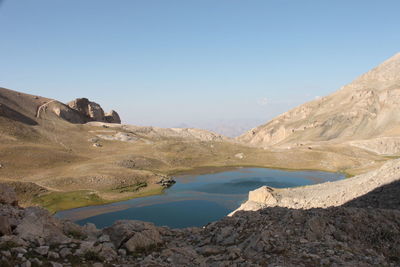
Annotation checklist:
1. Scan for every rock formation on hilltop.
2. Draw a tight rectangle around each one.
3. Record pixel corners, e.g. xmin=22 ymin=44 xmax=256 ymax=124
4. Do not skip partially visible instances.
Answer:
xmin=238 ymin=53 xmax=400 ymax=152
xmin=0 ymin=88 xmax=121 ymax=125
xmin=67 ymin=98 xmax=121 ymax=124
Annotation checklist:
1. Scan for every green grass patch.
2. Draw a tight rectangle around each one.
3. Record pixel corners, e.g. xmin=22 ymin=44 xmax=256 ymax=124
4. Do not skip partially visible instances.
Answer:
xmin=33 ymin=190 xmax=106 ymax=214
xmin=112 ymin=182 xmax=147 ymax=193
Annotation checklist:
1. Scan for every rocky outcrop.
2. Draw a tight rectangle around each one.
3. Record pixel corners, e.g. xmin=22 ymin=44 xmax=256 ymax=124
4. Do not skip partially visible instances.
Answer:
xmin=156 ymin=176 xmax=176 ymax=188
xmin=238 ymin=53 xmax=400 ymax=149
xmin=0 ymin=182 xmax=399 ymax=266
xmin=67 ymin=98 xmax=121 ymax=124
xmin=104 ymin=110 xmax=121 ymax=124
xmin=87 ymin=122 xmax=229 ymax=142
xmin=231 ymin=158 xmax=400 ymax=214
xmin=46 ymin=101 xmax=87 ymax=124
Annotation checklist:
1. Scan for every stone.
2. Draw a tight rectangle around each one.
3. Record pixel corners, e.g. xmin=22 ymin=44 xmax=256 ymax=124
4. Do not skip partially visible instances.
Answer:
xmin=156 ymin=176 xmax=176 ymax=187
xmin=99 ymin=246 xmax=117 ymax=261
xmin=50 ymin=102 xmax=86 ymax=124
xmin=104 ymin=110 xmax=121 ymax=124
xmin=124 ymin=229 xmax=163 ymax=253
xmin=248 ymin=186 xmax=277 ymax=205
xmin=0 ymin=216 xmax=12 ymax=236
xmin=63 ymin=221 xmax=87 ymax=240
xmin=0 ymin=184 xmax=18 ymax=206
xmin=104 ymin=220 xmax=160 ymax=248
xmin=51 ymin=262 xmax=63 ymax=267
xmin=1 ymin=250 xmax=11 ymax=257
xmin=234 ymin=153 xmax=244 ymax=159
xmin=11 ymin=247 xmax=27 ymax=254
xmin=197 ymin=245 xmax=225 ymax=256
xmin=21 ymin=260 xmax=31 ymax=267
xmin=102 ymin=242 xmax=115 ymax=249
xmin=0 ymin=235 xmax=28 ymax=247
xmin=59 ymin=247 xmax=72 ymax=258
xmin=88 ymin=101 xmax=105 ymax=121
xmin=78 ymin=241 xmax=96 ymax=254
xmin=47 ymin=251 xmax=60 ymax=259
xmin=82 ymin=223 xmax=101 ymax=239
xmin=118 ymin=249 xmax=127 ymax=256
xmin=31 ymin=258 xmax=42 ymax=266
xmin=16 ymin=207 xmax=69 ymax=245
xmin=35 ymin=246 xmax=49 ymax=256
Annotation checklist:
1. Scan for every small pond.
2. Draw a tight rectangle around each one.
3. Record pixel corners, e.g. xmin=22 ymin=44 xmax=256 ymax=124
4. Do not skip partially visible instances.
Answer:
xmin=55 ymin=168 xmax=344 ymax=228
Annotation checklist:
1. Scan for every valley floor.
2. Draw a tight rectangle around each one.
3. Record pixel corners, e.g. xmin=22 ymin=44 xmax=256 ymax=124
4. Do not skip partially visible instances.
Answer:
xmin=0 ymin=117 xmax=390 ymax=213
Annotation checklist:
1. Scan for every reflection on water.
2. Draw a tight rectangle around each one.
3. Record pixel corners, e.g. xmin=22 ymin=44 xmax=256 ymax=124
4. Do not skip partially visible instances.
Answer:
xmin=56 ymin=168 xmax=344 ymax=229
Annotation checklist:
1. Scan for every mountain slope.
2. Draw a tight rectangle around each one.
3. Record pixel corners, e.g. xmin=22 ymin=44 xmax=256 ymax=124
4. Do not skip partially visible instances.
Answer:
xmin=238 ymin=53 xmax=400 ymax=149
xmin=1 ymin=87 xmax=386 ymax=212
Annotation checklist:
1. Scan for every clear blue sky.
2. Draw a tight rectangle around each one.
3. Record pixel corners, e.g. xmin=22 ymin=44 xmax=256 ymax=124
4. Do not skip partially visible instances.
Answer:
xmin=0 ymin=0 xmax=399 ymax=132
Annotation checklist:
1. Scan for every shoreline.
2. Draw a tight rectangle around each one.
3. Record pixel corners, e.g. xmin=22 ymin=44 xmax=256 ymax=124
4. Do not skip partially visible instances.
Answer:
xmin=54 ymin=165 xmax=346 ymax=223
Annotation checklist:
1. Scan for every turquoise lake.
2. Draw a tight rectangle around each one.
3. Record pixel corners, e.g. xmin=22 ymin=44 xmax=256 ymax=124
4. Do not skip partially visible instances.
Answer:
xmin=55 ymin=168 xmax=344 ymax=229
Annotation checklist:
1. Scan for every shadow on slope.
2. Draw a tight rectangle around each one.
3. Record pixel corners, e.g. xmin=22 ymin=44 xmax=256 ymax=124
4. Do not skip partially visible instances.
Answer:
xmin=343 ymin=179 xmax=400 ymax=210
xmin=0 ymin=103 xmax=37 ymax=125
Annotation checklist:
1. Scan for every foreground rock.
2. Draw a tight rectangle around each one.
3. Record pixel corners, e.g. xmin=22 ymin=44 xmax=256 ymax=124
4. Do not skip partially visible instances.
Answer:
xmin=0 ymin=182 xmax=399 ymax=266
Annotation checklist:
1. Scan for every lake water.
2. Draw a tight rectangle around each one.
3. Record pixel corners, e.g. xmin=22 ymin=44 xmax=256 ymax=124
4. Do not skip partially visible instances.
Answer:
xmin=55 ymin=168 xmax=344 ymax=229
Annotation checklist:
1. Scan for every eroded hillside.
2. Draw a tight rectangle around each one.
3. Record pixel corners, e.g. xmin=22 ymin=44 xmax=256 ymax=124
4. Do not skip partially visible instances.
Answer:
xmin=239 ymin=53 xmax=400 ymax=153
xmin=0 ymin=87 xmax=388 ymax=212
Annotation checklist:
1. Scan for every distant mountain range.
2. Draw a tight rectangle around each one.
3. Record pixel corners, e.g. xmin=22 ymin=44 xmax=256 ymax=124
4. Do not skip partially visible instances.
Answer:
xmin=173 ymin=119 xmax=266 ymax=138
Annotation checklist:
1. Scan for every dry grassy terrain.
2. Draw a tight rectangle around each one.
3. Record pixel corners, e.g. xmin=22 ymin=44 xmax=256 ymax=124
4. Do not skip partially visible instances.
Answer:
xmin=0 ymin=87 xmax=391 ymax=213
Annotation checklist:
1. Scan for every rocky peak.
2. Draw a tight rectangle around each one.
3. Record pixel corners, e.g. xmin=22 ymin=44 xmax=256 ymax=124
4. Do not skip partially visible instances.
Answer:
xmin=342 ymin=52 xmax=400 ymax=92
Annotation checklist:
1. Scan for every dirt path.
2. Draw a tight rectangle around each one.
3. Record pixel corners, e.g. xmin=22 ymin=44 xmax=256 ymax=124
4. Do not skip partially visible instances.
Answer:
xmin=36 ymin=100 xmax=57 ymax=118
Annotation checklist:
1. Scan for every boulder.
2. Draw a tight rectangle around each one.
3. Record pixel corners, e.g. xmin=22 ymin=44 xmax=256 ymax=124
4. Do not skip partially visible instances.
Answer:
xmin=63 ymin=221 xmax=87 ymax=240
xmin=51 ymin=102 xmax=86 ymax=124
xmin=35 ymin=246 xmax=49 ymax=256
xmin=104 ymin=220 xmax=164 ymax=250
xmin=87 ymin=101 xmax=105 ymax=122
xmin=82 ymin=223 xmax=101 ymax=240
xmin=248 ymin=186 xmax=277 ymax=206
xmin=0 ymin=184 xmax=18 ymax=206
xmin=67 ymin=98 xmax=91 ymax=118
xmin=124 ymin=229 xmax=163 ymax=253
xmin=104 ymin=110 xmax=121 ymax=124
xmin=235 ymin=153 xmax=244 ymax=159
xmin=15 ymin=207 xmax=69 ymax=245
xmin=0 ymin=216 xmax=12 ymax=236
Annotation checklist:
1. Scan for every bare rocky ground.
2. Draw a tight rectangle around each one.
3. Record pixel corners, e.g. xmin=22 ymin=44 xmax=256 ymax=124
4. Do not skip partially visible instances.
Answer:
xmin=1 ymin=182 xmax=399 ymax=267
xmin=232 ymin=158 xmax=400 ymax=214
